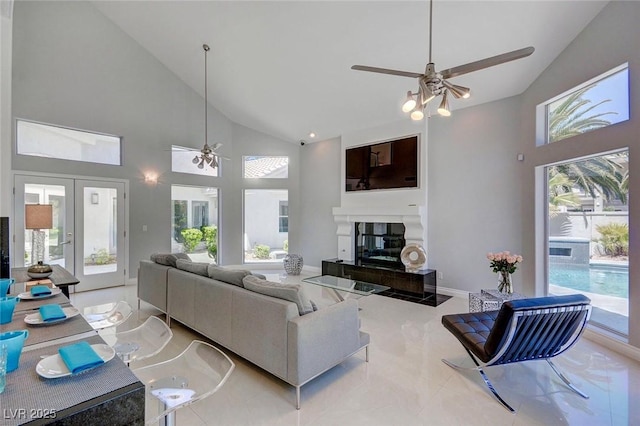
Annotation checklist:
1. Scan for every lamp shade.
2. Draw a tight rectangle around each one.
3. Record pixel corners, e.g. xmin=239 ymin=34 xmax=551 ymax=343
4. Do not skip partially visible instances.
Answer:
xmin=25 ymin=204 xmax=53 ymax=230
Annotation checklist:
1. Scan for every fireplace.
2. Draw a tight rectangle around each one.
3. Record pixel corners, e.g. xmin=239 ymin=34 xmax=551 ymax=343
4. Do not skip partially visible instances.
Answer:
xmin=355 ymin=222 xmax=405 ymax=270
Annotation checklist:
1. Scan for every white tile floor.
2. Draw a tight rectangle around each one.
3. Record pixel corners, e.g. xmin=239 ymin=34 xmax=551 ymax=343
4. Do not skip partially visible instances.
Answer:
xmin=70 ymin=275 xmax=640 ymax=426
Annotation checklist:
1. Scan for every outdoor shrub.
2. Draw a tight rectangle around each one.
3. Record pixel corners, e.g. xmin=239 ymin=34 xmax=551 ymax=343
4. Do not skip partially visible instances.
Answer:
xmin=94 ymin=248 xmax=113 ymax=265
xmin=181 ymin=228 xmax=203 ymax=253
xmin=254 ymin=244 xmax=271 ymax=259
xmin=596 ymin=223 xmax=628 ymax=257
xmin=203 ymin=225 xmax=218 ymax=260
xmin=283 ymin=239 xmax=288 ymax=252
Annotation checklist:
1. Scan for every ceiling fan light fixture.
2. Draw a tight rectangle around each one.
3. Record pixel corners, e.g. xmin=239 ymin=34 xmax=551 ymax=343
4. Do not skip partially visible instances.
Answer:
xmin=443 ymin=81 xmax=470 ymax=99
xmin=419 ymin=79 xmax=435 ymax=105
xmin=410 ymin=107 xmax=425 ymax=121
xmin=437 ymin=91 xmax=451 ymax=117
xmin=402 ymin=91 xmax=417 ymax=113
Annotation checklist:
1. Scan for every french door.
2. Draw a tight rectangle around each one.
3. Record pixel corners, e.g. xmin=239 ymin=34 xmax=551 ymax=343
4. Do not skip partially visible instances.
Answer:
xmin=14 ymin=174 xmax=126 ymax=292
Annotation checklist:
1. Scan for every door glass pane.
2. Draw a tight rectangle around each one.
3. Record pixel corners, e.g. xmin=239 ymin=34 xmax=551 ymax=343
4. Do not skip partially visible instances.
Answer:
xmin=244 ymin=189 xmax=288 ymax=263
xmin=171 ymin=186 xmax=219 ymax=263
xmin=24 ymin=184 xmax=66 ymax=267
xmin=83 ymin=187 xmax=118 ymax=275
xmin=547 ymin=151 xmax=629 ymax=336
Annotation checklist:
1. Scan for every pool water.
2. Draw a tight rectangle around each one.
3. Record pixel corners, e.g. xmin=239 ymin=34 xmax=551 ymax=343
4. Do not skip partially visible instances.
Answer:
xmin=549 ymin=264 xmax=628 ymax=298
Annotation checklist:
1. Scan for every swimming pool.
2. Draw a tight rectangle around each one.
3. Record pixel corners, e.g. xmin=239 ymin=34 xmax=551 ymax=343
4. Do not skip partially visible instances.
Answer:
xmin=549 ymin=264 xmax=628 ymax=298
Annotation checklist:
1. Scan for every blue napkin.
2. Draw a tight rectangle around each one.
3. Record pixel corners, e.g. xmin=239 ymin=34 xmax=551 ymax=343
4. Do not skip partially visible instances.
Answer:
xmin=39 ymin=304 xmax=66 ymax=322
xmin=30 ymin=285 xmax=52 ymax=296
xmin=58 ymin=341 xmax=105 ymax=374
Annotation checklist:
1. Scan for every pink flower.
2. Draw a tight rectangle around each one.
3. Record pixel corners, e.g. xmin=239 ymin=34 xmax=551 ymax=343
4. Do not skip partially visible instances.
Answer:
xmin=507 ymin=256 xmax=516 ymax=263
xmin=517 ymin=256 xmax=523 ymax=263
xmin=487 ymin=253 xmax=495 ymax=261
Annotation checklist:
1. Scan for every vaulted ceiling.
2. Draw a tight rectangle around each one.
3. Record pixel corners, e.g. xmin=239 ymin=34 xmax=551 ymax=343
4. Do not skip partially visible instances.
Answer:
xmin=92 ymin=1 xmax=608 ymax=144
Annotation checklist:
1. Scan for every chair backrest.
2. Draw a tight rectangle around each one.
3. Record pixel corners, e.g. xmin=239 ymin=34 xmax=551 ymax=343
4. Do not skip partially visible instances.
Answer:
xmin=133 ymin=340 xmax=235 ymax=425
xmin=484 ymin=294 xmax=591 ymax=366
xmin=85 ymin=300 xmax=133 ymax=330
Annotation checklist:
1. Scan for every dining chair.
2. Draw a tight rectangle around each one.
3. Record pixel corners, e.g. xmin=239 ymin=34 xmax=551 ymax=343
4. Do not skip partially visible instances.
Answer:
xmin=441 ymin=294 xmax=592 ymax=412
xmin=110 ymin=316 xmax=173 ymax=366
xmin=133 ymin=340 xmax=235 ymax=425
xmin=83 ymin=300 xmax=133 ymax=330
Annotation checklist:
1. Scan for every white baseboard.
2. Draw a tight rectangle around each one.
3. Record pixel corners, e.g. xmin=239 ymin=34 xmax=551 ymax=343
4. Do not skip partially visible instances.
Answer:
xmin=583 ymin=328 xmax=640 ymax=362
xmin=437 ymin=286 xmax=468 ymax=299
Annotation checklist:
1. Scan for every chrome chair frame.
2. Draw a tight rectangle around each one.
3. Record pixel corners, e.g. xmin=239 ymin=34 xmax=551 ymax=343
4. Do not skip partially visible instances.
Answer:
xmin=442 ymin=295 xmax=591 ymax=413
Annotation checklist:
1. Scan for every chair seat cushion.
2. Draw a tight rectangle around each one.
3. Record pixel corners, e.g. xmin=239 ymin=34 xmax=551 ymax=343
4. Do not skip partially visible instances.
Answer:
xmin=441 ymin=310 xmax=499 ymax=363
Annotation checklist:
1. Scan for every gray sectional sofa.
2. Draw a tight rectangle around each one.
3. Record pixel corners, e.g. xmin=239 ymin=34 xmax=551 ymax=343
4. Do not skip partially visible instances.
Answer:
xmin=137 ymin=259 xmax=370 ymax=408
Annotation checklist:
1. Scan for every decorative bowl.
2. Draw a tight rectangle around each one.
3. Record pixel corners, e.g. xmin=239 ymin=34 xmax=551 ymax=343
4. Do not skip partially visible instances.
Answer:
xmin=27 ymin=262 xmax=53 ymax=279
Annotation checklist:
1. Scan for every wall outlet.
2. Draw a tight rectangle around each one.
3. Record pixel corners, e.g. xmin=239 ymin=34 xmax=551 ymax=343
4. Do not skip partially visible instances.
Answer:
xmin=437 ymin=272 xmax=443 ymax=280
xmin=142 ymin=225 xmax=148 ymax=232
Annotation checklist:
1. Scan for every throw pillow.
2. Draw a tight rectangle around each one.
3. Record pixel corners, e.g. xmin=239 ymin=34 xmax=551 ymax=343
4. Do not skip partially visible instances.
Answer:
xmin=150 ymin=252 xmax=191 ymax=268
xmin=251 ymin=272 xmax=267 ymax=280
xmin=242 ymin=275 xmax=314 ymax=315
xmin=207 ymin=265 xmax=251 ymax=287
xmin=176 ymin=259 xmax=209 ymax=276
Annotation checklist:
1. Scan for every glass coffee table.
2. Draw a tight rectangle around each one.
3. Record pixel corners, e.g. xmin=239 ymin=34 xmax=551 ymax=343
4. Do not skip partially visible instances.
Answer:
xmin=302 ymin=275 xmax=390 ymax=302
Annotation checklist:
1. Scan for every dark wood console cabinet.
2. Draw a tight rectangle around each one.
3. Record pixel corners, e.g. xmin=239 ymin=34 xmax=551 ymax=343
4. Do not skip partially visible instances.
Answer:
xmin=322 ymin=258 xmax=438 ymax=305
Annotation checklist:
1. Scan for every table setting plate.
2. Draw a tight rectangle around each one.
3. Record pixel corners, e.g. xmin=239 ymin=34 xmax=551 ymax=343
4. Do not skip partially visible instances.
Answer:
xmin=17 ymin=287 xmax=62 ymax=300
xmin=24 ymin=307 xmax=80 ymax=325
xmin=36 ymin=344 xmax=115 ymax=379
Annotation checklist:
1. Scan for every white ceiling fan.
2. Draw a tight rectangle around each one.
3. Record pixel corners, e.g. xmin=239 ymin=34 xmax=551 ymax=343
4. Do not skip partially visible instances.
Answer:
xmin=351 ymin=0 xmax=534 ymax=119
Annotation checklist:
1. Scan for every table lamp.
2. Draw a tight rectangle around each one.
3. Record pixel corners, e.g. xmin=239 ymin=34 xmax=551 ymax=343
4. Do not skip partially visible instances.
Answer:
xmin=25 ymin=204 xmax=53 ymax=266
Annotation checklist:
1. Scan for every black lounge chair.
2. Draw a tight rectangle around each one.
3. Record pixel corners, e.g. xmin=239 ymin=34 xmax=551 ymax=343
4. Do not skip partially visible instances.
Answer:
xmin=441 ymin=294 xmax=591 ymax=412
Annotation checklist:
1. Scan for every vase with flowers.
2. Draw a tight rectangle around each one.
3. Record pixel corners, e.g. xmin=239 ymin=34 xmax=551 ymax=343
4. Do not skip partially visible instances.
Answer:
xmin=487 ymin=251 xmax=523 ymax=294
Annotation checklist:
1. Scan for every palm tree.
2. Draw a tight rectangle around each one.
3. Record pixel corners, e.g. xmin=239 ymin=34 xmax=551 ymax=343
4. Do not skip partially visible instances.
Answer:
xmin=547 ymin=86 xmax=627 ymax=204
xmin=548 ymin=85 xmax=616 ymax=143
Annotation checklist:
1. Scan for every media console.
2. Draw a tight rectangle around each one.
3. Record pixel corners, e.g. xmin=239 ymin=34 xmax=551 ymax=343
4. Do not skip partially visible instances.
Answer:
xmin=322 ymin=258 xmax=442 ymax=306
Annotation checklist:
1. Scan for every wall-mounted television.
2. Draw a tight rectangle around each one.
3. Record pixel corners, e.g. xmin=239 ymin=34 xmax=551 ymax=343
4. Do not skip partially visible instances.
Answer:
xmin=345 ymin=135 xmax=418 ymax=192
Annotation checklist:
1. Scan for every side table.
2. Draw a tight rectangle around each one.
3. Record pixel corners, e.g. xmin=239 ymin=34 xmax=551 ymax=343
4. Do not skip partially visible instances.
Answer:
xmin=469 ymin=289 xmax=526 ymax=312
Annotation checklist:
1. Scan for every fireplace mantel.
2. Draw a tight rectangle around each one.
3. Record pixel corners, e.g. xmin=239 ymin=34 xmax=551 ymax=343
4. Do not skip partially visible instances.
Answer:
xmin=332 ymin=205 xmax=426 ymax=263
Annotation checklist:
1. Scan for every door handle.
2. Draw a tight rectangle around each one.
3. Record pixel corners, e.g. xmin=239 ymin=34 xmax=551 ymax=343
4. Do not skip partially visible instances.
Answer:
xmin=60 ymin=240 xmax=72 ymax=245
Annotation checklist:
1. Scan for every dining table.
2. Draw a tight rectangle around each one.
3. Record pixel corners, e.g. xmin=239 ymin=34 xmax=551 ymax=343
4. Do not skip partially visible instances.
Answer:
xmin=0 ymin=291 xmax=145 ymax=425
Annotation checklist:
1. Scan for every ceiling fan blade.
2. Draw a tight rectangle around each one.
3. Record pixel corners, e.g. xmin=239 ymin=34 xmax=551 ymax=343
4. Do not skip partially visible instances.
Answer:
xmin=440 ymin=46 xmax=535 ymax=79
xmin=351 ymin=65 xmax=423 ymax=79
xmin=166 ymin=146 xmax=200 ymax=152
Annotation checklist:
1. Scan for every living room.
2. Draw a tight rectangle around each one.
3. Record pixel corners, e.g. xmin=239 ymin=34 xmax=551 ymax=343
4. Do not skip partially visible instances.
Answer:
xmin=1 ymin=1 xmax=639 ymax=424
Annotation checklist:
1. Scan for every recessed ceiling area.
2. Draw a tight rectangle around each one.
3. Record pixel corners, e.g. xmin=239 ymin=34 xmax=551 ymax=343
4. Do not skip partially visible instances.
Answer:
xmin=92 ymin=1 xmax=608 ymax=143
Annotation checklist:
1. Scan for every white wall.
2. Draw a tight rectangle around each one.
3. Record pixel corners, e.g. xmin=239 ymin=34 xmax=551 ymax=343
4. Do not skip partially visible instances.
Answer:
xmin=10 ymin=1 xmax=294 ymax=272
xmin=299 ymin=137 xmax=341 ymax=267
xmin=0 ymin=5 xmax=12 ymax=217
xmin=428 ymin=96 xmax=524 ymax=292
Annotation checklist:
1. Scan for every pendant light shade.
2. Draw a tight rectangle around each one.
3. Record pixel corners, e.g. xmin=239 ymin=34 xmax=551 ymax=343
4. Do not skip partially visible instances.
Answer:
xmin=402 ymin=91 xmax=417 ymax=113
xmin=437 ymin=90 xmax=451 ymax=117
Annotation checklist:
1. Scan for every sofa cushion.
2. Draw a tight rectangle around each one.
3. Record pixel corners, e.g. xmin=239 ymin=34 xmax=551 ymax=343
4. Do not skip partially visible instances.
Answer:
xmin=176 ymin=259 xmax=210 ymax=277
xmin=242 ymin=275 xmax=313 ymax=315
xmin=207 ymin=265 xmax=251 ymax=287
xmin=150 ymin=252 xmax=191 ymax=268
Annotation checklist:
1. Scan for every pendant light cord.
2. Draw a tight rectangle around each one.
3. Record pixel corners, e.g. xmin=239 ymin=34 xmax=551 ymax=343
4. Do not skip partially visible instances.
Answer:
xmin=203 ymin=44 xmax=210 ymax=147
xmin=428 ymin=0 xmax=433 ymax=63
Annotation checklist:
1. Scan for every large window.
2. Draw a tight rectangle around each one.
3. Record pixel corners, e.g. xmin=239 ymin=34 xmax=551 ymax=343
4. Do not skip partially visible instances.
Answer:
xmin=547 ymin=151 xmax=628 ymax=336
xmin=537 ymin=64 xmax=629 ymax=145
xmin=244 ymin=189 xmax=288 ymax=263
xmin=243 ymin=156 xmax=289 ymax=178
xmin=16 ymin=119 xmax=121 ymax=165
xmin=171 ymin=186 xmax=219 ymax=263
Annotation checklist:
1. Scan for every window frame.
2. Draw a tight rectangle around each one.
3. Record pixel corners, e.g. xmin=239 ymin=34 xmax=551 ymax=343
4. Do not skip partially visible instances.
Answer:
xmin=535 ymin=63 xmax=629 ymax=146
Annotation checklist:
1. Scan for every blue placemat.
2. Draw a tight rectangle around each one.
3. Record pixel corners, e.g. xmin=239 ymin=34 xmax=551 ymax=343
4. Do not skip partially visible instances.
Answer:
xmin=59 ymin=341 xmax=105 ymax=374
xmin=39 ymin=304 xmax=66 ymax=322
